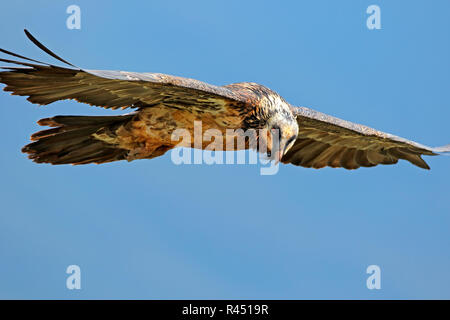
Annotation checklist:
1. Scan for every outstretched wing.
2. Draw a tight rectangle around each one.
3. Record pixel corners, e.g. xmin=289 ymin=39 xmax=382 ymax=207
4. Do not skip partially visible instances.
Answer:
xmin=282 ymin=106 xmax=450 ymax=170
xmin=0 ymin=30 xmax=252 ymax=112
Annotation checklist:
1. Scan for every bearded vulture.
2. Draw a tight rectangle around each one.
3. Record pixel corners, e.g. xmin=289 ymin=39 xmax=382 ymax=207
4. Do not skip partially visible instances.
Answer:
xmin=0 ymin=30 xmax=448 ymax=169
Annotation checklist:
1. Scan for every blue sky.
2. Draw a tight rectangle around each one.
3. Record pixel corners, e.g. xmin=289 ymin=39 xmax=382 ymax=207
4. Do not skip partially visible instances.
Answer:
xmin=0 ymin=0 xmax=449 ymax=299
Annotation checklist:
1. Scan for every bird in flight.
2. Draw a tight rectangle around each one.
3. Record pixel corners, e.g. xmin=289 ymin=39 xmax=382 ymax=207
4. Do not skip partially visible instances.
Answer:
xmin=0 ymin=30 xmax=448 ymax=169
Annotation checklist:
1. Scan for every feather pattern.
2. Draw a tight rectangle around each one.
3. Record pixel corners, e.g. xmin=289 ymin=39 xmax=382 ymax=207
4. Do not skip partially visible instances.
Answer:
xmin=282 ymin=106 xmax=449 ymax=170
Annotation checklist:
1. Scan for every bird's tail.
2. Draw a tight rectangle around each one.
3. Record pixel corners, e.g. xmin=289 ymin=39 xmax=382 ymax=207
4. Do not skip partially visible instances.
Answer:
xmin=22 ymin=114 xmax=133 ymax=165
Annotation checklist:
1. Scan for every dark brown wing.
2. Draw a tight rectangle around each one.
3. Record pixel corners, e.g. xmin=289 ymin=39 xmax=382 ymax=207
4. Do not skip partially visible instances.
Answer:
xmin=282 ymin=106 xmax=450 ymax=170
xmin=0 ymin=30 xmax=252 ymax=112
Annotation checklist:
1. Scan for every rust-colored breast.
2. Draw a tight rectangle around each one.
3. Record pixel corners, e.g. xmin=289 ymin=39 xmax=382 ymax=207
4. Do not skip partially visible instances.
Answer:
xmin=105 ymin=102 xmax=248 ymax=160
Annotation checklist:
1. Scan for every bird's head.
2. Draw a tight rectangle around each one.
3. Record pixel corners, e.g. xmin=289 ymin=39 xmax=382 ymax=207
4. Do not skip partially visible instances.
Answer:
xmin=263 ymin=99 xmax=299 ymax=163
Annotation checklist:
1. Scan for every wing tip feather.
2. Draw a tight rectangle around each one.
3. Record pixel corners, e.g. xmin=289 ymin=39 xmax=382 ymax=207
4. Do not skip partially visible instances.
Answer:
xmin=433 ymin=144 xmax=450 ymax=155
xmin=23 ymin=29 xmax=78 ymax=68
